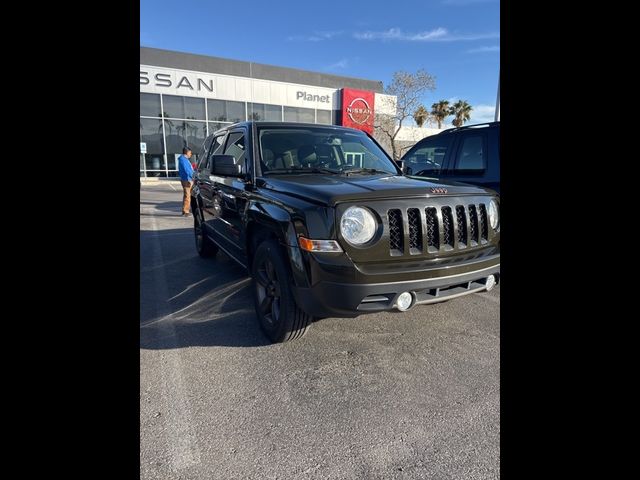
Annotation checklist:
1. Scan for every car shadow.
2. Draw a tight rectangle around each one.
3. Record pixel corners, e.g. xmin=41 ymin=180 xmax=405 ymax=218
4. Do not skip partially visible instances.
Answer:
xmin=139 ymin=200 xmax=186 ymax=216
xmin=140 ymin=227 xmax=272 ymax=348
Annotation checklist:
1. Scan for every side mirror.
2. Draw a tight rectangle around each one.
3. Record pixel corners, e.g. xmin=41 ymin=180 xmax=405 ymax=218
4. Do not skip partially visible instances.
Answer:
xmin=212 ymin=154 xmax=243 ymax=177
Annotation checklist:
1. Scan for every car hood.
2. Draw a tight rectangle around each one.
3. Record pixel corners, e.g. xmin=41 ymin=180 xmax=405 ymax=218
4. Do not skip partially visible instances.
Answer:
xmin=260 ymin=173 xmax=493 ymax=206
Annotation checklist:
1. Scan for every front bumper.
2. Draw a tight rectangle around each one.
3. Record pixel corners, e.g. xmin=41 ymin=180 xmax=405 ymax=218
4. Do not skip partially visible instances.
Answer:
xmin=292 ymin=256 xmax=500 ymax=318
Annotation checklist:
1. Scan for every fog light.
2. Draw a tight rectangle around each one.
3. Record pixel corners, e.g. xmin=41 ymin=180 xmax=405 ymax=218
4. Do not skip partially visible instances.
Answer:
xmin=396 ymin=292 xmax=413 ymax=311
xmin=485 ymin=275 xmax=496 ymax=291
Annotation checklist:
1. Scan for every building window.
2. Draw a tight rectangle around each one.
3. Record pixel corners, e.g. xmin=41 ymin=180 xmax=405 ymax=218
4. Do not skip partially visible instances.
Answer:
xmin=140 ymin=93 xmax=161 ymax=117
xmin=162 ymin=94 xmax=206 ymax=120
xmin=208 ymin=122 xmax=229 ymax=135
xmin=250 ymin=103 xmax=282 ymax=121
xmin=164 ymin=120 xmax=207 ymax=171
xmin=140 ymin=118 xmax=166 ymax=176
xmin=207 ymin=99 xmax=246 ymax=123
xmin=183 ymin=121 xmax=207 ymax=160
xmin=316 ymin=109 xmax=332 ymax=124
xmin=284 ymin=106 xmax=315 ymax=123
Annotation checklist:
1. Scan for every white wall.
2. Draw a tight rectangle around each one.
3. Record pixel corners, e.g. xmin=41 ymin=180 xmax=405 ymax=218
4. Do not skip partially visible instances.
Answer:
xmin=140 ymin=65 xmax=338 ymax=111
xmin=395 ymin=125 xmax=443 ymax=142
xmin=374 ymin=93 xmax=397 ymax=116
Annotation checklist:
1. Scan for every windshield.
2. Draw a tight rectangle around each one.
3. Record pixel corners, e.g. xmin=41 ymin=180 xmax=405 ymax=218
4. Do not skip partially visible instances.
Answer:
xmin=257 ymin=126 xmax=398 ymax=175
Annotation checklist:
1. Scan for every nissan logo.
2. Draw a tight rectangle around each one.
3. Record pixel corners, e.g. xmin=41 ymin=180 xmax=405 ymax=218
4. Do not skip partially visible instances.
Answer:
xmin=346 ymin=97 xmax=372 ymax=125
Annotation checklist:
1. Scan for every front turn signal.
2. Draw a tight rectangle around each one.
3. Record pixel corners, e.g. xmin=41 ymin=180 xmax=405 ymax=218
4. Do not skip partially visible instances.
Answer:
xmin=298 ymin=236 xmax=343 ymax=252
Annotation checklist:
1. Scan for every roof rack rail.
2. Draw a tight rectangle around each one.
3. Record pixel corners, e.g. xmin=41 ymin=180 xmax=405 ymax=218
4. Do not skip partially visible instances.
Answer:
xmin=440 ymin=121 xmax=498 ymax=134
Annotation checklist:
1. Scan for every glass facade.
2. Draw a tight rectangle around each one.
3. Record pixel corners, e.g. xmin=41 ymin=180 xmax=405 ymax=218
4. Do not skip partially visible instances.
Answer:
xmin=250 ymin=103 xmax=282 ymax=121
xmin=283 ymin=106 xmax=315 ymax=123
xmin=316 ymin=109 xmax=332 ymax=125
xmin=140 ymin=93 xmax=338 ymax=177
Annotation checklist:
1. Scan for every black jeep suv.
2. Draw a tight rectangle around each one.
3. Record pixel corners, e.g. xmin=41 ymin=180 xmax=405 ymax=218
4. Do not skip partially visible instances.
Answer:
xmin=402 ymin=122 xmax=500 ymax=194
xmin=192 ymin=122 xmax=500 ymax=343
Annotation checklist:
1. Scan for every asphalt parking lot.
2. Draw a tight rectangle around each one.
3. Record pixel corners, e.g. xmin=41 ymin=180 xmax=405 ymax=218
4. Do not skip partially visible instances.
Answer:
xmin=140 ymin=181 xmax=500 ymax=480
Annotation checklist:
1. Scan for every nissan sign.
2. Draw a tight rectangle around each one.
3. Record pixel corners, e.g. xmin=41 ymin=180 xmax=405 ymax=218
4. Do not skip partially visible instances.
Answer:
xmin=341 ymin=88 xmax=375 ymax=134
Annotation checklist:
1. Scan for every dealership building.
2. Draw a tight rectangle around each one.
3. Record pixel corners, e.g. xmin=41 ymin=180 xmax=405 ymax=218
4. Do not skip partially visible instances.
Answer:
xmin=140 ymin=47 xmax=401 ymax=177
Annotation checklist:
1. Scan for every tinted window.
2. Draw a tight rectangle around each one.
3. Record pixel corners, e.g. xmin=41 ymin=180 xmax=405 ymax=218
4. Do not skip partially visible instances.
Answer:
xmin=163 ymin=95 xmax=205 ymax=119
xmin=316 ymin=110 xmax=332 ymax=124
xmin=140 ymin=93 xmax=161 ymax=117
xmin=208 ymin=122 xmax=227 ymax=136
xmin=202 ymin=135 xmax=214 ymax=154
xmin=211 ymin=134 xmax=226 ymax=155
xmin=404 ymin=135 xmax=453 ymax=176
xmin=183 ymin=121 xmax=207 ymax=157
xmin=164 ymin=120 xmax=184 ymax=170
xmin=251 ymin=103 xmax=282 ymax=121
xmin=455 ymin=134 xmax=486 ymax=174
xmin=283 ymin=106 xmax=315 ymax=123
xmin=224 ymin=132 xmax=246 ymax=165
xmin=199 ymin=136 xmax=214 ymax=169
xmin=258 ymin=126 xmax=397 ymax=175
xmin=207 ymin=99 xmax=246 ymax=123
xmin=203 ymin=134 xmax=226 ymax=170
xmin=140 ymin=118 xmax=165 ymax=172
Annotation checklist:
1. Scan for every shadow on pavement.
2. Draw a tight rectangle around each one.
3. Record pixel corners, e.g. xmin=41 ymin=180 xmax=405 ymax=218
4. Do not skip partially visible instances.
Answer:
xmin=139 ymin=200 xmax=185 ymax=216
xmin=140 ymin=228 xmax=272 ymax=349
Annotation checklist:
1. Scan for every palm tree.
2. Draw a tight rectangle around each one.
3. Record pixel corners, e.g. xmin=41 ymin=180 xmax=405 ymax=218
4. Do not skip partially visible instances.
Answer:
xmin=430 ymin=100 xmax=450 ymax=129
xmin=176 ymin=121 xmax=186 ymax=138
xmin=413 ymin=105 xmax=429 ymax=128
xmin=161 ymin=113 xmax=174 ymax=135
xmin=450 ymin=100 xmax=473 ymax=127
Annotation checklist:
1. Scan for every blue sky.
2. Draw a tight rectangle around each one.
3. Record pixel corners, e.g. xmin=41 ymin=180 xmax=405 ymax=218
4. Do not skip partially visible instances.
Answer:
xmin=140 ymin=0 xmax=499 ymax=126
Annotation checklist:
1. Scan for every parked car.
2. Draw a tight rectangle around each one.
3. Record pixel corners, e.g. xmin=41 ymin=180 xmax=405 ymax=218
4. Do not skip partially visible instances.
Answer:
xmin=193 ymin=122 xmax=500 ymax=343
xmin=402 ymin=122 xmax=500 ymax=194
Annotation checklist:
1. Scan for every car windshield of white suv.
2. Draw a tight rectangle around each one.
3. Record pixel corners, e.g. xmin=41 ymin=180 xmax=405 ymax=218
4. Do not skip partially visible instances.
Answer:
xmin=258 ymin=126 xmax=398 ymax=175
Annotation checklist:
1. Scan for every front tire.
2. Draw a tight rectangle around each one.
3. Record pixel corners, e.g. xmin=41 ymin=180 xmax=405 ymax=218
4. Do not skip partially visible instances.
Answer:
xmin=193 ymin=205 xmax=218 ymax=258
xmin=252 ymin=239 xmax=312 ymax=343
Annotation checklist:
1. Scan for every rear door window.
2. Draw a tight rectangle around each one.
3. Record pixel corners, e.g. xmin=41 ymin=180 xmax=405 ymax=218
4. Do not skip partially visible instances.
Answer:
xmin=452 ymin=133 xmax=488 ymax=175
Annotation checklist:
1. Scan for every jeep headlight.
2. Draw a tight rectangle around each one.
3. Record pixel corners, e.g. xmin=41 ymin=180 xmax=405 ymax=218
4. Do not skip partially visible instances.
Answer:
xmin=488 ymin=199 xmax=499 ymax=229
xmin=340 ymin=206 xmax=377 ymax=245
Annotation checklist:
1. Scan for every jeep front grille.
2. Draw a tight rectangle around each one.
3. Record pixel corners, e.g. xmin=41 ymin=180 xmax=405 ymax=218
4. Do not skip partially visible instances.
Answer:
xmin=456 ymin=205 xmax=467 ymax=247
xmin=468 ymin=205 xmax=479 ymax=246
xmin=478 ymin=204 xmax=488 ymax=241
xmin=387 ymin=203 xmax=490 ymax=256
xmin=407 ymin=208 xmax=423 ymax=254
xmin=425 ymin=207 xmax=439 ymax=252
xmin=388 ymin=209 xmax=404 ymax=255
xmin=442 ymin=207 xmax=454 ymax=249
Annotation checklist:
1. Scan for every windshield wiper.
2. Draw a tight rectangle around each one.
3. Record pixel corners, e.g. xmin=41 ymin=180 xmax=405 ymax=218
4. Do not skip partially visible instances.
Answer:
xmin=341 ymin=168 xmax=393 ymax=176
xmin=265 ymin=167 xmax=341 ymax=175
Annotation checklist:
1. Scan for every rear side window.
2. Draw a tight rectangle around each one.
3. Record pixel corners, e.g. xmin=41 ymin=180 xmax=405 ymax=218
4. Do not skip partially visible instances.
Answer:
xmin=404 ymin=136 xmax=453 ymax=176
xmin=454 ymin=134 xmax=487 ymax=174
